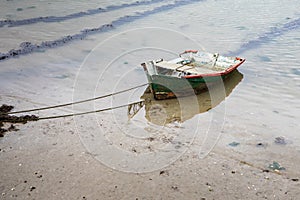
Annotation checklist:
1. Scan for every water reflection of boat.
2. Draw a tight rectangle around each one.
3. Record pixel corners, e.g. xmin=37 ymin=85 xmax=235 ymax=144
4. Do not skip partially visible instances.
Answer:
xmin=128 ymin=70 xmax=243 ymax=125
xmin=141 ymin=50 xmax=245 ymax=100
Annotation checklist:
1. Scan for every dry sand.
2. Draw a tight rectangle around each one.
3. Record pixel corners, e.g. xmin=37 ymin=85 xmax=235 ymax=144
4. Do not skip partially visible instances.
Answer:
xmin=1 ymin=110 xmax=300 ymax=199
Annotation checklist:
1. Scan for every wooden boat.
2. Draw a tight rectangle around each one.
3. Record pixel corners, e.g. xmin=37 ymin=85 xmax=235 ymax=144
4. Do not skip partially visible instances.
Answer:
xmin=128 ymin=70 xmax=243 ymax=125
xmin=141 ymin=50 xmax=245 ymax=100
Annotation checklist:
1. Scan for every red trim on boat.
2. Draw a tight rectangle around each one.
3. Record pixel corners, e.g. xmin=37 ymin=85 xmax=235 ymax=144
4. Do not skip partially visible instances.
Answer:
xmin=183 ymin=58 xmax=246 ymax=79
xmin=179 ymin=50 xmax=198 ymax=56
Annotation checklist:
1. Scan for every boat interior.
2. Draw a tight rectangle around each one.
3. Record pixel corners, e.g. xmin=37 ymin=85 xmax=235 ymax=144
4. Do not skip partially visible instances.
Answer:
xmin=153 ymin=54 xmax=238 ymax=76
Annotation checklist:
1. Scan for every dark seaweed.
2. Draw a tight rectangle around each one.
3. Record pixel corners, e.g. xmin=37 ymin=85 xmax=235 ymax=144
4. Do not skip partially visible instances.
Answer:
xmin=0 ymin=104 xmax=39 ymax=137
xmin=227 ymin=17 xmax=300 ymax=56
xmin=0 ymin=0 xmax=203 ymax=62
xmin=0 ymin=104 xmax=14 ymax=113
xmin=0 ymin=0 xmax=163 ymax=28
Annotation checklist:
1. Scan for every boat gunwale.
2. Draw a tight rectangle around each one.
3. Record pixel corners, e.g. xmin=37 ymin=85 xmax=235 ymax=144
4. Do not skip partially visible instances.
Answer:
xmin=141 ymin=50 xmax=246 ymax=80
xmin=182 ymin=58 xmax=245 ymax=79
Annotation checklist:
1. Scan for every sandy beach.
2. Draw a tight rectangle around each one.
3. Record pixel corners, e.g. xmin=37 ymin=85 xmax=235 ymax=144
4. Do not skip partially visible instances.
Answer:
xmin=1 ymin=114 xmax=300 ymax=199
xmin=1 ymin=0 xmax=300 ymax=199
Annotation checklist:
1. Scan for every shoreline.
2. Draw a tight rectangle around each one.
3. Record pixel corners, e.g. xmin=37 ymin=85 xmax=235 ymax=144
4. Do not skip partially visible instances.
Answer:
xmin=1 ymin=107 xmax=299 ymax=199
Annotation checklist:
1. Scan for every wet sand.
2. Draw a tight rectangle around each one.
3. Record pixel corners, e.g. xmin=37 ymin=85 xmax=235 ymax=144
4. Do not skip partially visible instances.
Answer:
xmin=1 ymin=115 xmax=300 ymax=199
xmin=1 ymin=84 xmax=300 ymax=199
xmin=1 ymin=0 xmax=300 ymax=199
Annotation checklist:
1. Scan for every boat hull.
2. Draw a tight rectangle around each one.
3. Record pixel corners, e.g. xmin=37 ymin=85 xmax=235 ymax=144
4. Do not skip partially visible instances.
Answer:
xmin=148 ymin=72 xmax=233 ymax=100
xmin=142 ymin=50 xmax=245 ymax=100
xmin=137 ymin=70 xmax=243 ymax=124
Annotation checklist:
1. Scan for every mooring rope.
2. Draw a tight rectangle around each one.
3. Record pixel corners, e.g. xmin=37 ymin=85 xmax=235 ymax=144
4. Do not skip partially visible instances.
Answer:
xmin=38 ymin=100 xmax=145 ymax=120
xmin=0 ymin=99 xmax=146 ymax=135
xmin=7 ymin=83 xmax=148 ymax=115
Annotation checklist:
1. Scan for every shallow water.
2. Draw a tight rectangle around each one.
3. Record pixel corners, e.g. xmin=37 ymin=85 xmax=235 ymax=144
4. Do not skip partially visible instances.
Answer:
xmin=0 ymin=0 xmax=300 ymax=172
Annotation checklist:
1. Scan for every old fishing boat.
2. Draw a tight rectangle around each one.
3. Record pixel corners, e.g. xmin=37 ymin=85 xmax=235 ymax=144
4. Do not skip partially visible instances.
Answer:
xmin=141 ymin=50 xmax=245 ymax=99
xmin=128 ymin=70 xmax=243 ymax=125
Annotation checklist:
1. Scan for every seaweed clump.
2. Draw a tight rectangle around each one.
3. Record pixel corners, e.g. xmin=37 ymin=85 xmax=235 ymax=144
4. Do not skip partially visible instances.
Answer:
xmin=0 ymin=104 xmax=39 ymax=137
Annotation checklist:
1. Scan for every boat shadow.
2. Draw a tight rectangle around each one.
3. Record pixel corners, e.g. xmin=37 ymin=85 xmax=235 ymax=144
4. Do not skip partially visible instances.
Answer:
xmin=128 ymin=70 xmax=243 ymax=126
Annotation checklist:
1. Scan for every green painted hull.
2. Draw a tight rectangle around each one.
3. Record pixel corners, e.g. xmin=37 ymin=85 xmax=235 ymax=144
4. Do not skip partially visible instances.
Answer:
xmin=141 ymin=50 xmax=245 ymax=100
xmin=147 ymin=73 xmax=231 ymax=100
